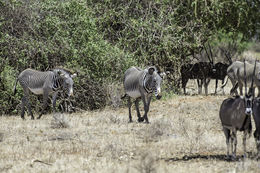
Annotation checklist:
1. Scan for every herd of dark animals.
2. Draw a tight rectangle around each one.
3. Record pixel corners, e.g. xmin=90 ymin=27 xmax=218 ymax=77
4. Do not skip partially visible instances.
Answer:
xmin=181 ymin=62 xmax=229 ymax=95
xmin=12 ymin=60 xmax=260 ymax=161
xmin=181 ymin=59 xmax=260 ymax=160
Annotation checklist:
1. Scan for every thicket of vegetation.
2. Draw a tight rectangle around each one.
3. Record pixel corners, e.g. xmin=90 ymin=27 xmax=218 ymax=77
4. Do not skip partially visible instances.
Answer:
xmin=0 ymin=0 xmax=259 ymax=115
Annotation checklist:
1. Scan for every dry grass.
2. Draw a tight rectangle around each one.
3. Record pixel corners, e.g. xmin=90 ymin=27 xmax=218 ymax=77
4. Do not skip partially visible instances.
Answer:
xmin=51 ymin=113 xmax=70 ymax=129
xmin=1 ymin=80 xmax=260 ymax=172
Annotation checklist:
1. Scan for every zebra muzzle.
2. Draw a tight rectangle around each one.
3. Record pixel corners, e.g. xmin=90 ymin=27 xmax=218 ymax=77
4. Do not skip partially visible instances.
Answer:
xmin=156 ymin=95 xmax=162 ymax=100
xmin=68 ymin=89 xmax=74 ymax=97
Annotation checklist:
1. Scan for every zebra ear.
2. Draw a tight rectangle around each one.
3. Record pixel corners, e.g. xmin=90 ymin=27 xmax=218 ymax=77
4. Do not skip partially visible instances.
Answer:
xmin=148 ymin=67 xmax=155 ymax=75
xmin=57 ymin=70 xmax=65 ymax=77
xmin=160 ymin=72 xmax=167 ymax=79
xmin=60 ymin=73 xmax=66 ymax=78
xmin=71 ymin=73 xmax=77 ymax=78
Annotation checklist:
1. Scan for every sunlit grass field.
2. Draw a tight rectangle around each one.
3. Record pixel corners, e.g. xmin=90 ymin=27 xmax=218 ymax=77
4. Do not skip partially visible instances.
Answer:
xmin=1 ymin=80 xmax=260 ymax=173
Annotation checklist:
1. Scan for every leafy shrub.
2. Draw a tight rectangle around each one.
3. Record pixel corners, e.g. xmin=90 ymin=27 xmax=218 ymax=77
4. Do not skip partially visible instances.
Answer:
xmin=0 ymin=0 xmax=136 ymax=114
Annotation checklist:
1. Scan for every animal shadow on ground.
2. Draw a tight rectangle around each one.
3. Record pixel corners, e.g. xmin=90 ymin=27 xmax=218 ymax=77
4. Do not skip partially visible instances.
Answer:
xmin=164 ymin=152 xmax=257 ymax=162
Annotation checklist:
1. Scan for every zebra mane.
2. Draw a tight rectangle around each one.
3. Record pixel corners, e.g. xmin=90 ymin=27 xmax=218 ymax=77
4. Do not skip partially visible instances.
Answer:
xmin=144 ymin=66 xmax=158 ymax=73
xmin=52 ymin=67 xmax=73 ymax=75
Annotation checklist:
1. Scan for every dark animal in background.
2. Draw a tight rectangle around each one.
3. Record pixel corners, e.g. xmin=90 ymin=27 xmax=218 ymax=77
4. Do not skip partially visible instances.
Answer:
xmin=210 ymin=62 xmax=229 ymax=94
xmin=219 ymin=60 xmax=256 ymax=160
xmin=181 ymin=62 xmax=212 ymax=95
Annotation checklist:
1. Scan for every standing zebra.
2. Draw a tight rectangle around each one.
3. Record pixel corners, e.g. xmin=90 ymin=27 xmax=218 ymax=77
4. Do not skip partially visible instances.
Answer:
xmin=13 ymin=68 xmax=77 ymax=119
xmin=122 ymin=66 xmax=164 ymax=123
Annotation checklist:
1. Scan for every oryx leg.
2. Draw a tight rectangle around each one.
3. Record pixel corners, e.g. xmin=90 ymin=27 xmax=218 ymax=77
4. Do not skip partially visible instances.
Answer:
xmin=134 ymin=98 xmax=143 ymax=122
xmin=127 ymin=96 xmax=133 ymax=123
xmin=37 ymin=90 xmax=49 ymax=119
xmin=197 ymin=79 xmax=203 ymax=94
xmin=223 ymin=128 xmax=231 ymax=159
xmin=215 ymin=79 xmax=218 ymax=94
xmin=204 ymin=78 xmax=210 ymax=96
xmin=182 ymin=78 xmax=188 ymax=95
xmin=243 ymin=131 xmax=247 ymax=158
xmin=231 ymin=130 xmax=237 ymax=159
xmin=221 ymin=79 xmax=225 ymax=95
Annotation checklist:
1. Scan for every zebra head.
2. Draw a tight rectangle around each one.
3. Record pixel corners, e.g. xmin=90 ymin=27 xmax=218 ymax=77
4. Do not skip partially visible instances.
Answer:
xmin=55 ymin=69 xmax=77 ymax=97
xmin=144 ymin=66 xmax=164 ymax=99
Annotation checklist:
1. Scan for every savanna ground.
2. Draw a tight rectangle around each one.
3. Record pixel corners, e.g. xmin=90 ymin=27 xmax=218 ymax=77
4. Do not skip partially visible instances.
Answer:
xmin=1 ymin=80 xmax=260 ymax=173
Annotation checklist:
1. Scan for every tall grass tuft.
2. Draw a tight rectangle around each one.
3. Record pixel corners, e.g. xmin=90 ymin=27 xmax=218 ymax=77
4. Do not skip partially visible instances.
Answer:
xmin=51 ymin=113 xmax=70 ymax=129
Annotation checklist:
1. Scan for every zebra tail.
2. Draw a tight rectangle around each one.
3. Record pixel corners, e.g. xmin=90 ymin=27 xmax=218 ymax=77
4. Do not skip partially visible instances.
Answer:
xmin=121 ymin=94 xmax=127 ymax=99
xmin=220 ymin=76 xmax=229 ymax=88
xmin=13 ymin=78 xmax=18 ymax=95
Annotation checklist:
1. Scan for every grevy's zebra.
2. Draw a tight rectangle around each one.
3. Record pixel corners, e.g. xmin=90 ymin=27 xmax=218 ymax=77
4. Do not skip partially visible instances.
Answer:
xmin=13 ymin=68 xmax=77 ymax=119
xmin=122 ymin=66 xmax=164 ymax=123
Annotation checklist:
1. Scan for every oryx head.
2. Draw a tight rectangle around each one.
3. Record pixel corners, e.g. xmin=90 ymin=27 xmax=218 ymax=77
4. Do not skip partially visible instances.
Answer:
xmin=243 ymin=59 xmax=256 ymax=115
xmin=244 ymin=93 xmax=254 ymax=115
xmin=144 ymin=66 xmax=165 ymax=99
xmin=56 ymin=69 xmax=77 ymax=97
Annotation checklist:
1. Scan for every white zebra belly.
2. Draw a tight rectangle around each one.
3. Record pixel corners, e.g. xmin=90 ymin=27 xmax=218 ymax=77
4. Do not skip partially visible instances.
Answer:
xmin=29 ymin=88 xmax=44 ymax=95
xmin=126 ymin=90 xmax=141 ymax=98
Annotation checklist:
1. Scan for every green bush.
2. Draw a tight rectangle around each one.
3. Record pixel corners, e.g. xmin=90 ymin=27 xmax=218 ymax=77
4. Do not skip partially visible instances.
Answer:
xmin=0 ymin=0 xmax=137 ymax=115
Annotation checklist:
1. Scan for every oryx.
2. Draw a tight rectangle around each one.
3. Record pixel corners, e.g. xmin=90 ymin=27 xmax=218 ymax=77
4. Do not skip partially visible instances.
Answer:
xmin=219 ymin=60 xmax=256 ymax=159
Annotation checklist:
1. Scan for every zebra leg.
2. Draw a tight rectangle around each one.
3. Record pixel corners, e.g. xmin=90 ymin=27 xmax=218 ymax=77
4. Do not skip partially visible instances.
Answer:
xmin=229 ymin=82 xmax=238 ymax=96
xmin=127 ymin=96 xmax=133 ymax=123
xmin=243 ymin=131 xmax=247 ymax=158
xmin=215 ymin=79 xmax=218 ymax=94
xmin=52 ymin=91 xmax=58 ymax=112
xmin=21 ymin=90 xmax=34 ymax=120
xmin=134 ymin=98 xmax=143 ymax=122
xmin=37 ymin=91 xmax=49 ymax=119
xmin=142 ymin=95 xmax=152 ymax=124
xmin=21 ymin=96 xmax=27 ymax=120
xmin=230 ymin=79 xmax=238 ymax=95
xmin=26 ymin=97 xmax=34 ymax=120
xmin=238 ymin=82 xmax=243 ymax=95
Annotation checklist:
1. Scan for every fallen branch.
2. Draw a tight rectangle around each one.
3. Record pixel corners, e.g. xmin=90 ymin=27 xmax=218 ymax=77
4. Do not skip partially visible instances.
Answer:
xmin=32 ymin=159 xmax=52 ymax=166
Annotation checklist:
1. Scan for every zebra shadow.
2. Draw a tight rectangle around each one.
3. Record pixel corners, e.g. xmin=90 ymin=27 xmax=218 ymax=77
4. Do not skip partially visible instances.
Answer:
xmin=164 ymin=153 xmax=257 ymax=162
